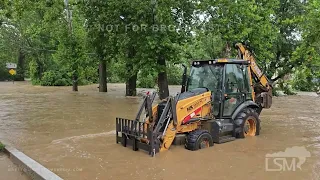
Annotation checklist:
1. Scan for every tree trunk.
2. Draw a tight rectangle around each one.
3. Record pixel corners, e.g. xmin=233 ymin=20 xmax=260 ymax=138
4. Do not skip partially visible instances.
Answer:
xmin=99 ymin=59 xmax=107 ymax=92
xmin=157 ymin=55 xmax=169 ymax=100
xmin=125 ymin=46 xmax=137 ymax=96
xmin=72 ymin=73 xmax=78 ymax=91
xmin=126 ymin=73 xmax=137 ymax=96
xmin=15 ymin=49 xmax=25 ymax=81
xmin=224 ymin=42 xmax=232 ymax=58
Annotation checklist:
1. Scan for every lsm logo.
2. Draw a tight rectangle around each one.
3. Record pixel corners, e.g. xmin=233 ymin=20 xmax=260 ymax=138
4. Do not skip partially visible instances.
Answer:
xmin=265 ymin=146 xmax=311 ymax=171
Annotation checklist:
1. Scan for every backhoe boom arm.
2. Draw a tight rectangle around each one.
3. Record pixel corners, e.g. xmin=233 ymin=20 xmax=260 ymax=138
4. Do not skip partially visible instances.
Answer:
xmin=235 ymin=42 xmax=272 ymax=108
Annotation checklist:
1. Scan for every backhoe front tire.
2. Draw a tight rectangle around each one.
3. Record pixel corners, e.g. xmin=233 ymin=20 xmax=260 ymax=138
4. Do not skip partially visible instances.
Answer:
xmin=185 ymin=129 xmax=214 ymax=151
xmin=234 ymin=108 xmax=260 ymax=138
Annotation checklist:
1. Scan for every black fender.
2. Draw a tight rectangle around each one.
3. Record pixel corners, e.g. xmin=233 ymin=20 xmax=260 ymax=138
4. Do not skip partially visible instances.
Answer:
xmin=232 ymin=101 xmax=259 ymax=126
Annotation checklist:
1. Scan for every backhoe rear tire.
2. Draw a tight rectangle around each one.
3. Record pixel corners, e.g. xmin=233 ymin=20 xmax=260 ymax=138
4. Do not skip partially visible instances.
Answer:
xmin=185 ymin=129 xmax=214 ymax=151
xmin=235 ymin=108 xmax=260 ymax=138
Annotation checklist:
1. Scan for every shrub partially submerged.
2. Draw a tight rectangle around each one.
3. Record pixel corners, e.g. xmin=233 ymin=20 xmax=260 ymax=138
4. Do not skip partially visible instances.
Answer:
xmin=0 ymin=142 xmax=5 ymax=152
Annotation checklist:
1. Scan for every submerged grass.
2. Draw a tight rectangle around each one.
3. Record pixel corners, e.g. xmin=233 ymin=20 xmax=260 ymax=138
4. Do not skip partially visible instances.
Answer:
xmin=0 ymin=142 xmax=5 ymax=152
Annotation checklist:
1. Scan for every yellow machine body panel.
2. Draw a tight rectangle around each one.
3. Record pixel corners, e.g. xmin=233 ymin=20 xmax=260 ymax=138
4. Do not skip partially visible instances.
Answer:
xmin=159 ymin=91 xmax=212 ymax=151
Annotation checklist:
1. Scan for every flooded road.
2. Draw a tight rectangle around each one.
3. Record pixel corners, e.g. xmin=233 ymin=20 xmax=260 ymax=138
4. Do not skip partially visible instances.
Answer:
xmin=0 ymin=81 xmax=319 ymax=180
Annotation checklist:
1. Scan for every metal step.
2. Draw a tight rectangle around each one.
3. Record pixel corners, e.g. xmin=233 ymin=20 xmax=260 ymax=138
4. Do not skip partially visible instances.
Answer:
xmin=217 ymin=136 xmax=236 ymax=144
xmin=172 ymin=134 xmax=186 ymax=145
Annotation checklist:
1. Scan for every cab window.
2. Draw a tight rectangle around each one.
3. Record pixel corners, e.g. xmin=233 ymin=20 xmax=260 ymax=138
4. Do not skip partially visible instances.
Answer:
xmin=225 ymin=64 xmax=245 ymax=93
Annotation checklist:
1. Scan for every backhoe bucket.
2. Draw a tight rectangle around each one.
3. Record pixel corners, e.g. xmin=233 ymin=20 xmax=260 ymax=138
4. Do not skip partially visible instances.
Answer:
xmin=116 ymin=118 xmax=160 ymax=156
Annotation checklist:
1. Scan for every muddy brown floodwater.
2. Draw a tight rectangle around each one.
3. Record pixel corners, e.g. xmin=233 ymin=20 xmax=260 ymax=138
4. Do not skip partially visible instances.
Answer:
xmin=0 ymin=81 xmax=319 ymax=180
xmin=0 ymin=152 xmax=29 ymax=180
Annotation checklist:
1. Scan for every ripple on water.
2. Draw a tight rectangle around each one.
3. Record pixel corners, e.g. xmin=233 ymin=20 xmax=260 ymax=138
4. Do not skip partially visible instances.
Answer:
xmin=51 ymin=130 xmax=116 ymax=144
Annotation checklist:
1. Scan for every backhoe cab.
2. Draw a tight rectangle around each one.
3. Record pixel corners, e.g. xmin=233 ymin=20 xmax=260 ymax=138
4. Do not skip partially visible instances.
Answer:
xmin=116 ymin=42 xmax=272 ymax=156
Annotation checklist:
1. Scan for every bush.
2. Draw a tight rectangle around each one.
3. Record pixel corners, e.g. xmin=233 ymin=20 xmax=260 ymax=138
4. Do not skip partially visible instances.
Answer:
xmin=33 ymin=67 xmax=98 ymax=87
xmin=0 ymin=69 xmax=12 ymax=81
xmin=272 ymin=86 xmax=280 ymax=96
xmin=31 ymin=78 xmax=41 ymax=85
xmin=292 ymin=68 xmax=318 ymax=91
xmin=278 ymin=80 xmax=297 ymax=95
xmin=0 ymin=63 xmax=12 ymax=81
xmin=54 ymin=78 xmax=72 ymax=86
xmin=40 ymin=70 xmax=72 ymax=86
xmin=108 ymin=73 xmax=123 ymax=83
xmin=167 ymin=65 xmax=183 ymax=85
xmin=283 ymin=85 xmax=296 ymax=95
xmin=40 ymin=71 xmax=56 ymax=86
xmin=137 ymin=73 xmax=156 ymax=88
xmin=79 ymin=66 xmax=99 ymax=84
xmin=0 ymin=142 xmax=5 ymax=152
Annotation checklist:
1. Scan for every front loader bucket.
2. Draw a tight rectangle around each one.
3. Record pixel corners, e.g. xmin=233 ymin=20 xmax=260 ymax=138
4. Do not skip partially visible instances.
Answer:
xmin=116 ymin=118 xmax=160 ymax=156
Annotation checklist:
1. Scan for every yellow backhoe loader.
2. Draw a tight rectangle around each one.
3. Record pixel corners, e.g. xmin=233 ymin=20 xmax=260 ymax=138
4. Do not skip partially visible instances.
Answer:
xmin=116 ymin=42 xmax=273 ymax=156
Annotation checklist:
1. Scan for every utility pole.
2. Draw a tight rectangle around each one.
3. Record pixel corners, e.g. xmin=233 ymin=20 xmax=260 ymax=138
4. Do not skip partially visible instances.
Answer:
xmin=64 ymin=0 xmax=78 ymax=91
